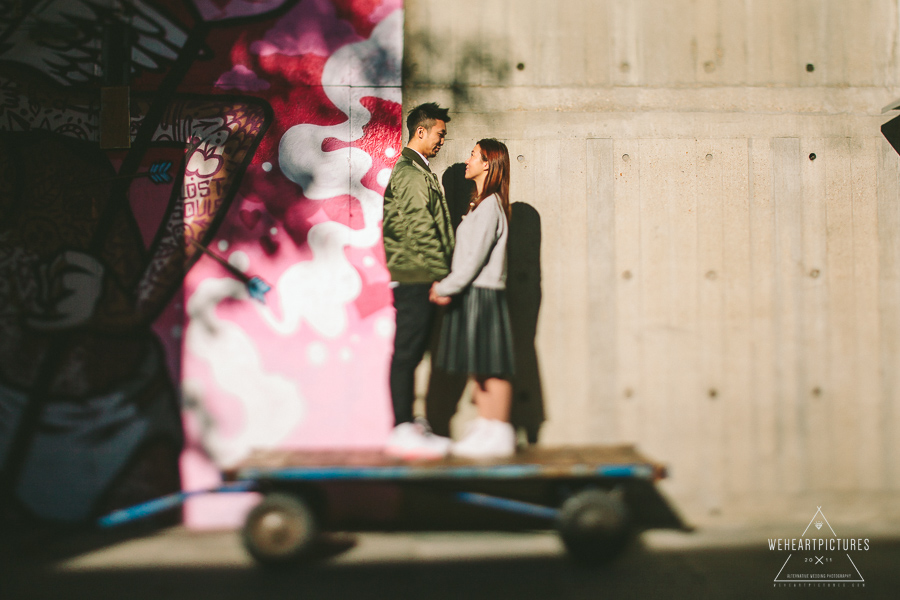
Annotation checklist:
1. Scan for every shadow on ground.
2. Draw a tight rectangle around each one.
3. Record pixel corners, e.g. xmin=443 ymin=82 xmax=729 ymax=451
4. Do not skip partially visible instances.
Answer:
xmin=3 ymin=529 xmax=898 ymax=600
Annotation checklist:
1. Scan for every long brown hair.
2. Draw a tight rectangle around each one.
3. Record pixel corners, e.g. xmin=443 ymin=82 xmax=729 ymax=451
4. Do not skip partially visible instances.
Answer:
xmin=472 ymin=138 xmax=510 ymax=219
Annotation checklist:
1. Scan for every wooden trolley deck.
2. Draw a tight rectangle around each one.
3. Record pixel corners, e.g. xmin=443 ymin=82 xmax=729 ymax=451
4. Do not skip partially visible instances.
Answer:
xmin=224 ymin=445 xmax=668 ymax=483
xmin=222 ymin=445 xmax=687 ymax=565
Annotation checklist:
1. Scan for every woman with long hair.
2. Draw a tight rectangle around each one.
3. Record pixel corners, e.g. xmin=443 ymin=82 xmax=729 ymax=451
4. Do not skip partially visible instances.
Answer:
xmin=430 ymin=139 xmax=516 ymax=458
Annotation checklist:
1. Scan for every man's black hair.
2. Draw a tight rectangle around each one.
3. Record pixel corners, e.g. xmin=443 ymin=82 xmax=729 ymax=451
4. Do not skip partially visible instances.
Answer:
xmin=406 ymin=102 xmax=450 ymax=139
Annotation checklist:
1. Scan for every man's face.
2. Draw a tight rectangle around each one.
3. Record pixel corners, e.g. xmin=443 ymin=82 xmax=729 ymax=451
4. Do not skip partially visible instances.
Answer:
xmin=419 ymin=120 xmax=447 ymax=158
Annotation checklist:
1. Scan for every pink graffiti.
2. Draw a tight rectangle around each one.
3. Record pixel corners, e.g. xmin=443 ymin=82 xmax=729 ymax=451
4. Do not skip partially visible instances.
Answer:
xmin=216 ymin=65 xmax=271 ymax=91
xmin=251 ymin=0 xmax=363 ymax=57
xmin=181 ymin=3 xmax=403 ymax=528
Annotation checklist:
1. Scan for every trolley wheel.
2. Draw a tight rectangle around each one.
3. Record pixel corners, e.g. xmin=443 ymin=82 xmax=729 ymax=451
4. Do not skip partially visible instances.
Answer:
xmin=557 ymin=489 xmax=631 ymax=565
xmin=242 ymin=493 xmax=318 ymax=565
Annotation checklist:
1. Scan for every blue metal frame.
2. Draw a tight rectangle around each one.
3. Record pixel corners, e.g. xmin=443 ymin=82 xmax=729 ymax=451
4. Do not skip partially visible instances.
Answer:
xmin=97 ymin=481 xmax=257 ymax=528
xmin=97 ymin=460 xmax=657 ymax=528
xmin=455 ymin=492 xmax=560 ymax=520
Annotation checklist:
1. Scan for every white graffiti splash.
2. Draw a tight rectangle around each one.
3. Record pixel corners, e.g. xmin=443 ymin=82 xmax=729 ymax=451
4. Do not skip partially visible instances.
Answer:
xmin=265 ymin=10 xmax=401 ymax=338
xmin=256 ymin=222 xmax=363 ymax=338
xmin=184 ymin=277 xmax=305 ymax=467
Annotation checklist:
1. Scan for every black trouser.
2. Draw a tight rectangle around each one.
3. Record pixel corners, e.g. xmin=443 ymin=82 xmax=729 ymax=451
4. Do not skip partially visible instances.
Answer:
xmin=389 ymin=283 xmax=436 ymax=425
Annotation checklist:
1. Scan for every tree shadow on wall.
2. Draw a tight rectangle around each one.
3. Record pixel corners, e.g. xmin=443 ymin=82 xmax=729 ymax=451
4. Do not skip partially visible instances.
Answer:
xmin=425 ymin=165 xmax=545 ymax=443
xmin=403 ymin=37 xmax=512 ymax=107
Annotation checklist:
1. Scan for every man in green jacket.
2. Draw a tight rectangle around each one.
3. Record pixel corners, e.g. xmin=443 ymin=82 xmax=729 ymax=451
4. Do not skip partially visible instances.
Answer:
xmin=382 ymin=102 xmax=455 ymax=458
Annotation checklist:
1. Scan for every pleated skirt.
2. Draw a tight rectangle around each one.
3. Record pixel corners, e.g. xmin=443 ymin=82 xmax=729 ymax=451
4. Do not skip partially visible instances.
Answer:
xmin=436 ymin=286 xmax=515 ymax=377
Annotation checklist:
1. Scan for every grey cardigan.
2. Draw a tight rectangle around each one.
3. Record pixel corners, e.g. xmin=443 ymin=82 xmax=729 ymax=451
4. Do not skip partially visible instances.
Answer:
xmin=433 ymin=193 xmax=508 ymax=296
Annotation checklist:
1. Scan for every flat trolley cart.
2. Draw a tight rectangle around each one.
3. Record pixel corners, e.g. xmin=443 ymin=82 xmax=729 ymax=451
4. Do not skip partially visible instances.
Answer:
xmin=222 ymin=445 xmax=688 ymax=566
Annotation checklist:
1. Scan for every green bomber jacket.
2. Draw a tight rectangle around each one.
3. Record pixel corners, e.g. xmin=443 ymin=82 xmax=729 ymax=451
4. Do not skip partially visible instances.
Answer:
xmin=382 ymin=147 xmax=455 ymax=283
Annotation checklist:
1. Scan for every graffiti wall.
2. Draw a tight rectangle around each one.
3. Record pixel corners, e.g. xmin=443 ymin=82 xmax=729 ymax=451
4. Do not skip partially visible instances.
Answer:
xmin=0 ymin=0 xmax=401 ymax=527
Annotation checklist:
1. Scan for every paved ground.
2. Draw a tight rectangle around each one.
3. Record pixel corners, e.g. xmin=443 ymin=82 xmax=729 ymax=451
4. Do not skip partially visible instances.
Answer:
xmin=3 ymin=521 xmax=900 ymax=599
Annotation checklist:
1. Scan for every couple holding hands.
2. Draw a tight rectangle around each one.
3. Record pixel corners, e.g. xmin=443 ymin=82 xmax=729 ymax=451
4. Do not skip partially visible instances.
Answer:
xmin=382 ymin=103 xmax=516 ymax=460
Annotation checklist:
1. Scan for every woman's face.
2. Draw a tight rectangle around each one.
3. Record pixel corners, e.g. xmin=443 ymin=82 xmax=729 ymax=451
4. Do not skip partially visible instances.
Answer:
xmin=464 ymin=144 xmax=489 ymax=181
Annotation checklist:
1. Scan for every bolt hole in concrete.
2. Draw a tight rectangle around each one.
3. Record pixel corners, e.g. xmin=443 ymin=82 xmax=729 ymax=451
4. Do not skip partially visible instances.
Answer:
xmin=809 ymin=153 xmax=817 ymax=161
xmin=517 ymin=155 xmax=525 ymax=162
xmin=705 ymin=153 xmax=713 ymax=161
xmin=622 ymin=153 xmax=630 ymax=161
xmin=516 ymin=62 xmax=525 ymax=71
xmin=806 ymin=63 xmax=815 ymax=72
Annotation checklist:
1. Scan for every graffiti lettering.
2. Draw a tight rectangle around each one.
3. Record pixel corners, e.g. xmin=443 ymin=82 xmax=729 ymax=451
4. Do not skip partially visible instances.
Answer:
xmin=182 ymin=180 xmax=212 ymax=200
xmin=184 ymin=198 xmax=216 ymax=218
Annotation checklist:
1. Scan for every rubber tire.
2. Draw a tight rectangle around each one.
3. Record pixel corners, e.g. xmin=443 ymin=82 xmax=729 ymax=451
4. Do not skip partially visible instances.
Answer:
xmin=242 ymin=493 xmax=318 ymax=565
xmin=557 ymin=489 xmax=631 ymax=566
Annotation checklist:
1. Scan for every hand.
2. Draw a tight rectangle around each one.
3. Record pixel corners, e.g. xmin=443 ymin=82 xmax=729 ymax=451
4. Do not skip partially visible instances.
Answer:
xmin=429 ymin=282 xmax=451 ymax=306
xmin=27 ymin=251 xmax=105 ymax=331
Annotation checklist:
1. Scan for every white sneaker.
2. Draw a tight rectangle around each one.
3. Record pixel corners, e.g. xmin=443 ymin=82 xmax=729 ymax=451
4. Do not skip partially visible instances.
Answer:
xmin=384 ymin=419 xmax=451 ymax=460
xmin=451 ymin=418 xmax=516 ymax=459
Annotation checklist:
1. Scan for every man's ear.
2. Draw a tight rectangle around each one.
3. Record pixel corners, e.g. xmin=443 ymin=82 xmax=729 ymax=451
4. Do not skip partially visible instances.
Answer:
xmin=416 ymin=125 xmax=426 ymax=139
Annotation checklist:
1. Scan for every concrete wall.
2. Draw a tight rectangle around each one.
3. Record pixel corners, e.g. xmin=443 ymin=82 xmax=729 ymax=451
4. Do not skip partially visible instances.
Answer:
xmin=405 ymin=0 xmax=900 ymax=522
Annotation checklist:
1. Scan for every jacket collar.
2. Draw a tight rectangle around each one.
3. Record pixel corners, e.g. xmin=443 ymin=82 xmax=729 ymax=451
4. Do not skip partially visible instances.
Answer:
xmin=402 ymin=146 xmax=431 ymax=172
